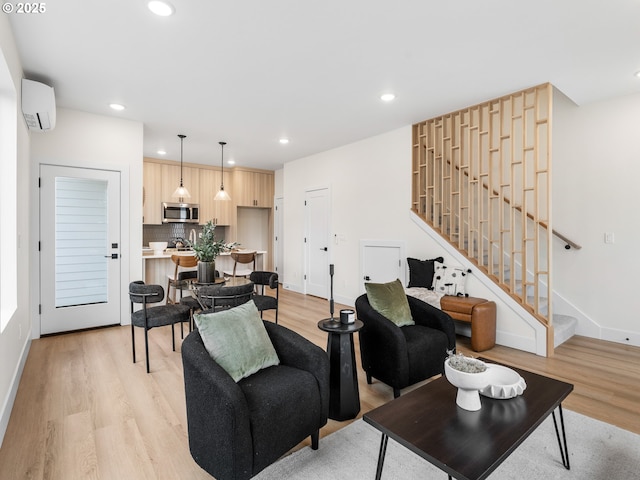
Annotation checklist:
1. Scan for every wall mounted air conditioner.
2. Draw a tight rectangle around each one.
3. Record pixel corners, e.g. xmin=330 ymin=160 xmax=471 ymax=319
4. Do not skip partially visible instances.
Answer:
xmin=21 ymin=78 xmax=56 ymax=132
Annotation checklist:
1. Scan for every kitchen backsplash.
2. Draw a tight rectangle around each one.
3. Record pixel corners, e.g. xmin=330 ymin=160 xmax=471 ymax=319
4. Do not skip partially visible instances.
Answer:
xmin=143 ymin=224 xmax=229 ymax=246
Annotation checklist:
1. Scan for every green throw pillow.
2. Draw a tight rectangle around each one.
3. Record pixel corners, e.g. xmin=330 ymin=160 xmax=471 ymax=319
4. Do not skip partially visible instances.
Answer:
xmin=194 ymin=300 xmax=280 ymax=382
xmin=365 ymin=279 xmax=415 ymax=327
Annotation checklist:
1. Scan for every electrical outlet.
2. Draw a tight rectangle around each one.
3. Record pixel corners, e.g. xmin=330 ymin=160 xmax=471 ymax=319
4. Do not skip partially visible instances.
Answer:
xmin=604 ymin=232 xmax=615 ymax=244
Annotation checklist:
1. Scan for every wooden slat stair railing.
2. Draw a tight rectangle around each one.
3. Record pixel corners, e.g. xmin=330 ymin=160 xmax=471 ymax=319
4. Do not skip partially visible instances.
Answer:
xmin=412 ymin=83 xmax=560 ymax=352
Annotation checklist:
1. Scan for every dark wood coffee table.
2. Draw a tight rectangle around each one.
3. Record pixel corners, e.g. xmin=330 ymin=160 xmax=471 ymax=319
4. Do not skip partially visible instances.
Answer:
xmin=363 ymin=361 xmax=573 ymax=480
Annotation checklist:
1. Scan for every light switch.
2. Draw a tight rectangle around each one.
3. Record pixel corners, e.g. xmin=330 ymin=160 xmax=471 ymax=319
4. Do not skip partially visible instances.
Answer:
xmin=604 ymin=232 xmax=615 ymax=244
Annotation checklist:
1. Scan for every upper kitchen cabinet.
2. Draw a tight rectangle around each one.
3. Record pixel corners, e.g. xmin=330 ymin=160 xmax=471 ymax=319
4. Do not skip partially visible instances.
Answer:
xmin=233 ymin=169 xmax=274 ymax=208
xmin=143 ymin=161 xmax=163 ymax=224
xmin=199 ymin=168 xmax=231 ymax=225
xmin=161 ymin=164 xmax=200 ymax=205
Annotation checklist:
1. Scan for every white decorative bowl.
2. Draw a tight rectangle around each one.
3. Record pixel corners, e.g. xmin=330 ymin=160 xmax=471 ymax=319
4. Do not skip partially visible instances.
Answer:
xmin=444 ymin=358 xmax=491 ymax=411
xmin=479 ymin=365 xmax=527 ymax=399
xmin=149 ymin=241 xmax=168 ymax=255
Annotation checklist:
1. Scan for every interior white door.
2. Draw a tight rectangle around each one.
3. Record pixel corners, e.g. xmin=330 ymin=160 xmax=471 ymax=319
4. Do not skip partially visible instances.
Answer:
xmin=361 ymin=241 xmax=405 ymax=293
xmin=305 ymin=188 xmax=330 ymax=298
xmin=40 ymin=165 xmax=121 ymax=334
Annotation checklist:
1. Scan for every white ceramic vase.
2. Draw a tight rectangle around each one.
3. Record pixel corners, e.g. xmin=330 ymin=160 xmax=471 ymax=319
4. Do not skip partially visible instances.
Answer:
xmin=444 ymin=358 xmax=491 ymax=411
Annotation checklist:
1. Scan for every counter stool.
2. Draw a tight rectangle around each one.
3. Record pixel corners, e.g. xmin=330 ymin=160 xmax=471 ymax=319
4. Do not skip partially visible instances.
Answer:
xmin=222 ymin=250 xmax=256 ymax=278
xmin=167 ymin=254 xmax=198 ymax=304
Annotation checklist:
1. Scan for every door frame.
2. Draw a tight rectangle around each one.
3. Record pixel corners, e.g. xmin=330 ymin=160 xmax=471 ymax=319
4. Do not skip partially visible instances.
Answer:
xmin=33 ymin=161 xmax=132 ymax=338
xmin=303 ymin=185 xmax=331 ymax=298
xmin=273 ymin=196 xmax=284 ymax=279
xmin=39 ymin=165 xmax=122 ymax=334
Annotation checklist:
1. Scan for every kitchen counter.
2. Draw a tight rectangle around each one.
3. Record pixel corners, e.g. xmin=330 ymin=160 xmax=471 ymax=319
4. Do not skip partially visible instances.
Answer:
xmin=142 ymin=250 xmax=266 ymax=300
xmin=142 ymin=249 xmax=266 ymax=259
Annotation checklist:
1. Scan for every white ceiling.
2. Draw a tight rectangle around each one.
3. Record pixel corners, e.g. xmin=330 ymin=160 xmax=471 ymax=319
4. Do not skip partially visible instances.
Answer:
xmin=8 ymin=0 xmax=640 ymax=170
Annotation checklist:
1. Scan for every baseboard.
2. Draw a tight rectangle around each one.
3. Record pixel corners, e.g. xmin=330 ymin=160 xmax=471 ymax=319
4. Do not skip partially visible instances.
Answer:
xmin=283 ymin=283 xmax=303 ymax=294
xmin=0 ymin=337 xmax=31 ymax=448
xmin=600 ymin=327 xmax=640 ymax=348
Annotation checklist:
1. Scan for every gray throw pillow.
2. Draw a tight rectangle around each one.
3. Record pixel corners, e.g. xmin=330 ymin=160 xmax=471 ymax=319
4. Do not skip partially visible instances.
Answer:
xmin=365 ymin=279 xmax=414 ymax=327
xmin=194 ymin=300 xmax=280 ymax=382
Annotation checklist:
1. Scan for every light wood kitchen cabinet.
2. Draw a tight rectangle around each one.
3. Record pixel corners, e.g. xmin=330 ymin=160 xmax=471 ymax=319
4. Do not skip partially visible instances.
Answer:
xmin=143 ymin=161 xmax=163 ymax=224
xmin=233 ymin=169 xmax=274 ymax=208
xmin=199 ymin=168 xmax=231 ymax=225
xmin=161 ymin=164 xmax=200 ymax=204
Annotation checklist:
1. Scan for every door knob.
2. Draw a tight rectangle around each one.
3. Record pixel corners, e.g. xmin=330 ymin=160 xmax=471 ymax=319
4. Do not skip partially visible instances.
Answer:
xmin=364 ymin=275 xmax=370 ymax=281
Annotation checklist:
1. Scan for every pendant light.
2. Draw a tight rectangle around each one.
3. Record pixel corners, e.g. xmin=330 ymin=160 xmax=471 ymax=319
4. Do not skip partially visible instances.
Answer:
xmin=214 ymin=141 xmax=231 ymax=201
xmin=172 ymin=134 xmax=191 ymax=202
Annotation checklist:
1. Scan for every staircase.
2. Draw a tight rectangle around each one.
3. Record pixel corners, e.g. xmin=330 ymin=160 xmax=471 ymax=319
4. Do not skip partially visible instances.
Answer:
xmin=502 ymin=259 xmax=578 ymax=348
xmin=411 ymin=83 xmax=578 ymax=355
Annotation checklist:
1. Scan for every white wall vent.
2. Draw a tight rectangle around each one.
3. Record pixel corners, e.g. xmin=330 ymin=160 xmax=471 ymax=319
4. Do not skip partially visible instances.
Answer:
xmin=21 ymin=78 xmax=56 ymax=132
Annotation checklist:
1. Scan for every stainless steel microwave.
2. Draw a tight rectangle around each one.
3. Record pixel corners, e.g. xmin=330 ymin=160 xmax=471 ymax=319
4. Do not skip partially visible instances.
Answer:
xmin=162 ymin=202 xmax=199 ymax=224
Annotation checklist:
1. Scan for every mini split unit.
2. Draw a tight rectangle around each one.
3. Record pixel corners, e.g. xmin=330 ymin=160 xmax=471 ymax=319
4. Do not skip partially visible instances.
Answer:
xmin=21 ymin=78 xmax=56 ymax=132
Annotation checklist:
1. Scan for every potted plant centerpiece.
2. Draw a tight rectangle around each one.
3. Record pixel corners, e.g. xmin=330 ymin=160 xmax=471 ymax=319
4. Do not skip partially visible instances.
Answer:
xmin=188 ymin=220 xmax=236 ymax=283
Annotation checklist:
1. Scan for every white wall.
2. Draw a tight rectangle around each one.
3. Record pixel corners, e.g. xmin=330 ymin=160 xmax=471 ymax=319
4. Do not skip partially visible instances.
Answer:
xmin=283 ymin=94 xmax=640 ymax=352
xmin=0 ymin=14 xmax=32 ymax=447
xmin=237 ymin=207 xmax=270 ymax=252
xmin=553 ymin=90 xmax=640 ymax=345
xmin=282 ymin=127 xmax=538 ymax=350
xmin=283 ymin=127 xmax=412 ymax=298
xmin=274 ymin=168 xmax=284 ymax=197
xmin=29 ymin=108 xmax=144 ymax=334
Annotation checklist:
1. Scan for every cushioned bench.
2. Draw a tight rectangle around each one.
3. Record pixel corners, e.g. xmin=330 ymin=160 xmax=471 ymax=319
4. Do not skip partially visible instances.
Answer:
xmin=440 ymin=296 xmax=496 ymax=352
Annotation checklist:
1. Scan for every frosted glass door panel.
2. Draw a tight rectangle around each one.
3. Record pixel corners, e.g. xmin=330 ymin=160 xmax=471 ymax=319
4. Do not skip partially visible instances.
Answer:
xmin=55 ymin=177 xmax=109 ymax=307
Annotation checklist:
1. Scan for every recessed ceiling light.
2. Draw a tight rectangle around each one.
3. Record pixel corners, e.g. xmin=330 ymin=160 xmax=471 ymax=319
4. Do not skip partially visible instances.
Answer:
xmin=109 ymin=103 xmax=125 ymax=111
xmin=635 ymin=71 xmax=640 ymax=78
xmin=279 ymin=138 xmax=290 ymax=144
xmin=380 ymin=93 xmax=396 ymax=102
xmin=157 ymin=150 xmax=167 ymax=155
xmin=148 ymin=1 xmax=174 ymax=16
xmin=227 ymin=159 xmax=236 ymax=165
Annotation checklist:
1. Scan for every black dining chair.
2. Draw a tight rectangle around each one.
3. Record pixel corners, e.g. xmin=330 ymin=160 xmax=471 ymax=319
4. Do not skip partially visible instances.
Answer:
xmin=198 ymin=282 xmax=254 ymax=312
xmin=177 ymin=270 xmax=203 ymax=333
xmin=250 ymin=271 xmax=279 ymax=324
xmin=129 ymin=281 xmax=191 ymax=373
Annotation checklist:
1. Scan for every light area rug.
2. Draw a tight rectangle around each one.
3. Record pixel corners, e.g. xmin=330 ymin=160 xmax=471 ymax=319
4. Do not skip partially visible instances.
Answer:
xmin=255 ymin=409 xmax=640 ymax=479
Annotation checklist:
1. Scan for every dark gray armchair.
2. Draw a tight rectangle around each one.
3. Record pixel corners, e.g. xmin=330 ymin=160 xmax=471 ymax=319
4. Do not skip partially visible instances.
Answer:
xmin=182 ymin=322 xmax=330 ymax=480
xmin=355 ymin=293 xmax=456 ymax=398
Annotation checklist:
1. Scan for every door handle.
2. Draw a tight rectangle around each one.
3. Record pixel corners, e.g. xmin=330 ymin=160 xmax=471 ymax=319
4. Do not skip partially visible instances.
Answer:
xmin=320 ymin=247 xmax=328 ymax=251
xmin=364 ymin=276 xmax=371 ymax=281
xmin=104 ymin=254 xmax=119 ymax=259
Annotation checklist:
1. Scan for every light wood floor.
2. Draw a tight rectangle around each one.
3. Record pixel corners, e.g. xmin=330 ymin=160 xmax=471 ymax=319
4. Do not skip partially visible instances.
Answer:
xmin=1 ymin=288 xmax=639 ymax=479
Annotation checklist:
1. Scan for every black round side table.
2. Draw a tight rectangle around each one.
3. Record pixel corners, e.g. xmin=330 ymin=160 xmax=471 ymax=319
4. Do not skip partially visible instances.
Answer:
xmin=317 ymin=318 xmax=364 ymax=421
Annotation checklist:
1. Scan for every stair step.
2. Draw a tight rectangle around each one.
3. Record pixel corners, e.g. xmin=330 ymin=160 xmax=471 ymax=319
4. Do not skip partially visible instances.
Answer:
xmin=553 ymin=314 xmax=577 ymax=348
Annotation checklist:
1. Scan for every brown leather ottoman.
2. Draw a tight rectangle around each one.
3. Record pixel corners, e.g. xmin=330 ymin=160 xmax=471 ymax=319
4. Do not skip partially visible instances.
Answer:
xmin=440 ymin=296 xmax=496 ymax=352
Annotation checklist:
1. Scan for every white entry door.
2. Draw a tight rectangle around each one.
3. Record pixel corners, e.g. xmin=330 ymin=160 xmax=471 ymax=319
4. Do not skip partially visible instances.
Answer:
xmin=305 ymin=188 xmax=330 ymax=298
xmin=40 ymin=165 xmax=121 ymax=334
xmin=361 ymin=241 xmax=405 ymax=293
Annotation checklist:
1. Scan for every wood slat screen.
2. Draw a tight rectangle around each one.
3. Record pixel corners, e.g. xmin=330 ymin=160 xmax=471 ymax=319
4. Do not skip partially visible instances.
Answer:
xmin=412 ymin=83 xmax=552 ymax=329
